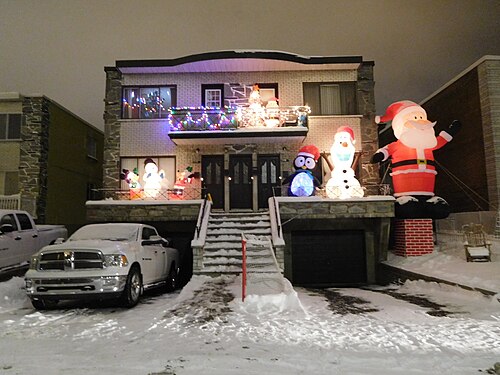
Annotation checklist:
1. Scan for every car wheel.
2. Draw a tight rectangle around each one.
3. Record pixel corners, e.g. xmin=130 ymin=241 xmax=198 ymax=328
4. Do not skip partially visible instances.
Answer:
xmin=165 ymin=265 xmax=178 ymax=292
xmin=120 ymin=266 xmax=142 ymax=308
xmin=31 ymin=298 xmax=58 ymax=310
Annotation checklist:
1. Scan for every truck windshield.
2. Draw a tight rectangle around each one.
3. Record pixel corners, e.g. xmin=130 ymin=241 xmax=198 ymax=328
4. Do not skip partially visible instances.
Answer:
xmin=69 ymin=225 xmax=139 ymax=242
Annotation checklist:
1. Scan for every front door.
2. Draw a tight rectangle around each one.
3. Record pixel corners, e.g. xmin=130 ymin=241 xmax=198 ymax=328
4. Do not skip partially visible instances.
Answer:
xmin=257 ymin=155 xmax=281 ymax=208
xmin=229 ymin=155 xmax=252 ymax=210
xmin=201 ymin=155 xmax=224 ymax=209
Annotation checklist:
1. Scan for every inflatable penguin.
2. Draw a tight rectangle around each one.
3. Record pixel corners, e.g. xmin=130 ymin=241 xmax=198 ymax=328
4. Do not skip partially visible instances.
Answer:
xmin=283 ymin=145 xmax=321 ymax=197
xmin=326 ymin=126 xmax=364 ymax=199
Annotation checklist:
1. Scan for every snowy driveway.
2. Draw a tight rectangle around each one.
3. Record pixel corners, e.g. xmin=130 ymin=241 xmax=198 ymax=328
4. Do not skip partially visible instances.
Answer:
xmin=0 ymin=276 xmax=499 ymax=375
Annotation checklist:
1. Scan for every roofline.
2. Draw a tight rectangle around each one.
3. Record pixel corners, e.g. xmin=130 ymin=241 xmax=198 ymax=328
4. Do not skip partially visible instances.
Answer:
xmin=115 ymin=50 xmax=363 ymax=69
xmin=420 ymin=55 xmax=500 ymax=105
xmin=0 ymin=92 xmax=102 ymax=134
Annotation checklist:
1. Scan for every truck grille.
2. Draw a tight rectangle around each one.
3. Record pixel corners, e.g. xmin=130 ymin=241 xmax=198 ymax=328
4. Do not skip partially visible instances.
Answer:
xmin=39 ymin=250 xmax=104 ymax=270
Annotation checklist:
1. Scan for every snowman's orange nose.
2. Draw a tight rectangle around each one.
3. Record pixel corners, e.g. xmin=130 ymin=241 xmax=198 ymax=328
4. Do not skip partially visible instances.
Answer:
xmin=342 ymin=142 xmax=348 ymax=147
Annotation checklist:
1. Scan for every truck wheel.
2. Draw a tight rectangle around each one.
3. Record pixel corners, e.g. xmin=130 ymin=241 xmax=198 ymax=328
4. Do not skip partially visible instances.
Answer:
xmin=120 ymin=266 xmax=142 ymax=308
xmin=165 ymin=265 xmax=178 ymax=292
xmin=31 ymin=298 xmax=57 ymax=310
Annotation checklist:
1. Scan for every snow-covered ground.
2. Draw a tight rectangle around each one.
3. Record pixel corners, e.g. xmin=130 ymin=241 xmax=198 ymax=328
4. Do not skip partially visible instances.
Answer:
xmin=385 ymin=232 xmax=500 ymax=294
xmin=0 ymin=231 xmax=499 ymax=374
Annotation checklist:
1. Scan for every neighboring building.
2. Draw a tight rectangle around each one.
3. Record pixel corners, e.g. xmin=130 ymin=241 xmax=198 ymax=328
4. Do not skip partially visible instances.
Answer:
xmin=0 ymin=92 xmax=104 ymax=233
xmin=421 ymin=56 xmax=500 ymax=232
xmin=103 ymin=51 xmax=379 ymax=209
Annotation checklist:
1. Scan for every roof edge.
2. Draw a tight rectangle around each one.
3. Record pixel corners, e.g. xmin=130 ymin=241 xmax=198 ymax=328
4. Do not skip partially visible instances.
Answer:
xmin=115 ymin=50 xmax=363 ymax=69
xmin=420 ymin=55 xmax=500 ymax=105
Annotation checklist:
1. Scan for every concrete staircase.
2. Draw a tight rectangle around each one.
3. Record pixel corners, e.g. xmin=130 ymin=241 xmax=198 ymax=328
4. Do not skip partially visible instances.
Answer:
xmin=200 ymin=211 xmax=281 ymax=276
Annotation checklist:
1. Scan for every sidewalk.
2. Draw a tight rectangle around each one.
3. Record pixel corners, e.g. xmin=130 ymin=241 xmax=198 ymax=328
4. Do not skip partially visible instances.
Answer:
xmin=383 ymin=232 xmax=500 ymax=297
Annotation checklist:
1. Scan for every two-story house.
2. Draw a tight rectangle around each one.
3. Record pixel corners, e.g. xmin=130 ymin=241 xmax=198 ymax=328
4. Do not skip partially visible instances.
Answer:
xmin=94 ymin=51 xmax=395 ymax=287
xmin=102 ymin=51 xmax=379 ymax=209
xmin=0 ymin=92 xmax=104 ymax=233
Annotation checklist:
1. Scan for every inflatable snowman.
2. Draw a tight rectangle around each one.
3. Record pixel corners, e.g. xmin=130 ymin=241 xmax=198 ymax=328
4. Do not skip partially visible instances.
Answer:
xmin=326 ymin=126 xmax=364 ymax=199
xmin=142 ymin=158 xmax=167 ymax=199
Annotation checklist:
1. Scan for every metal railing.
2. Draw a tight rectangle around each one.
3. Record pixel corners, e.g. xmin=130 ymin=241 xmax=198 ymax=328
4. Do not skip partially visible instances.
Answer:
xmin=241 ymin=233 xmax=247 ymax=303
xmin=90 ymin=187 xmax=205 ymax=201
xmin=0 ymin=194 xmax=21 ymax=210
xmin=168 ymin=106 xmax=309 ymax=132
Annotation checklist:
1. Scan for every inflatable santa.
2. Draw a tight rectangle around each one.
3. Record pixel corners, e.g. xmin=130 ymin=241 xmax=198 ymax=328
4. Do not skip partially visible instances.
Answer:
xmin=371 ymin=100 xmax=461 ymax=218
xmin=326 ymin=126 xmax=364 ymax=199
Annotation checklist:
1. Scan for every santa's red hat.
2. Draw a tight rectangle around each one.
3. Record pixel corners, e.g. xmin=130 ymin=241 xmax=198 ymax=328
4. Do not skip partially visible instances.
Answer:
xmin=375 ymin=100 xmax=426 ymax=139
xmin=336 ymin=126 xmax=355 ymax=141
xmin=297 ymin=145 xmax=320 ymax=161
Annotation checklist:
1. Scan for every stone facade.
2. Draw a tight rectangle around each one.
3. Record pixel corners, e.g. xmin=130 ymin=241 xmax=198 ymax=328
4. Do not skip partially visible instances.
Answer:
xmin=20 ymin=96 xmax=50 ymax=221
xmin=103 ymin=67 xmax=123 ymax=190
xmin=86 ymin=201 xmax=202 ymax=223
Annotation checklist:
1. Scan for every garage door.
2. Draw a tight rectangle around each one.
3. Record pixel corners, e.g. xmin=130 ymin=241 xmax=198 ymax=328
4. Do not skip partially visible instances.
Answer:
xmin=291 ymin=230 xmax=366 ymax=286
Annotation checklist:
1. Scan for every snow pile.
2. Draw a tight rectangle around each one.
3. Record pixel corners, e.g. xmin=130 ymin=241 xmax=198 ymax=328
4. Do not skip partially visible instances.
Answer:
xmin=385 ymin=233 xmax=500 ymax=293
xmin=230 ymin=274 xmax=306 ymax=315
xmin=0 ymin=276 xmax=30 ymax=312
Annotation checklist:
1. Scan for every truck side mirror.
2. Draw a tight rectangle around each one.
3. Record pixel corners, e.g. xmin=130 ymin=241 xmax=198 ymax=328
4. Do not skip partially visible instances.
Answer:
xmin=0 ymin=224 xmax=15 ymax=234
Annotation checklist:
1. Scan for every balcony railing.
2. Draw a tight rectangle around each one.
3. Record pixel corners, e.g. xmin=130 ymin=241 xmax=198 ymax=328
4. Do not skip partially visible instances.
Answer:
xmin=168 ymin=106 xmax=310 ymax=132
xmin=91 ymin=187 xmax=205 ymax=201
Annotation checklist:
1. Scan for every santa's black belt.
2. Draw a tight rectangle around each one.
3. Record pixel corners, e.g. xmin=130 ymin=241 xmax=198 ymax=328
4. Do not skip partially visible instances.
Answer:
xmin=391 ymin=159 xmax=436 ymax=168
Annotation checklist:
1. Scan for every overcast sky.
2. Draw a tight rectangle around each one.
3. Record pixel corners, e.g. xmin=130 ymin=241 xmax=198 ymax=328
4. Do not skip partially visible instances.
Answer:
xmin=1 ymin=0 xmax=499 ymax=130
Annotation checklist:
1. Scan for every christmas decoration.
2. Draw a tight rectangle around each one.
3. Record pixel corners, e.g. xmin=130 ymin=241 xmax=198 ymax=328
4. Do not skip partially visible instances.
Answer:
xmin=142 ymin=159 xmax=167 ymax=199
xmin=282 ymin=145 xmax=321 ymax=197
xmin=326 ymin=126 xmax=364 ymax=199
xmin=371 ymin=100 xmax=461 ymax=219
xmin=172 ymin=166 xmax=196 ymax=199
xmin=120 ymin=168 xmax=142 ymax=200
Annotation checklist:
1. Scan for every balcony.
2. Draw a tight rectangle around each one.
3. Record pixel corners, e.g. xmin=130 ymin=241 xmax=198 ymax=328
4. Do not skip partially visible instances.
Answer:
xmin=167 ymin=106 xmax=310 ymax=145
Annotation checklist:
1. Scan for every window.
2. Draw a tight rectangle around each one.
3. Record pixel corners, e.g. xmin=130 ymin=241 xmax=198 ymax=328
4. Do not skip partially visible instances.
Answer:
xmin=142 ymin=227 xmax=156 ymax=240
xmin=87 ymin=135 xmax=97 ymax=159
xmin=120 ymin=157 xmax=176 ymax=190
xmin=0 ymin=214 xmax=18 ymax=230
xmin=16 ymin=213 xmax=33 ymax=230
xmin=122 ymin=86 xmax=177 ymax=119
xmin=303 ymin=82 xmax=357 ymax=115
xmin=256 ymin=83 xmax=279 ymax=107
xmin=0 ymin=114 xmax=22 ymax=140
xmin=202 ymin=84 xmax=224 ymax=107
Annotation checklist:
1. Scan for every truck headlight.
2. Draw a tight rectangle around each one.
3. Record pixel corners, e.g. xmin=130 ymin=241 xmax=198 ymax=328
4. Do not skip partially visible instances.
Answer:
xmin=103 ymin=254 xmax=128 ymax=268
xmin=29 ymin=255 xmax=39 ymax=270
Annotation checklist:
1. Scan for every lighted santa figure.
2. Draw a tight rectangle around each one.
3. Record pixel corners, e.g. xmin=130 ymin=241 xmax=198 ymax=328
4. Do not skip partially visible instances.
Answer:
xmin=371 ymin=100 xmax=461 ymax=218
xmin=282 ymin=145 xmax=321 ymax=197
xmin=326 ymin=126 xmax=364 ymax=199
xmin=173 ymin=166 xmax=196 ymax=198
xmin=142 ymin=158 xmax=167 ymax=199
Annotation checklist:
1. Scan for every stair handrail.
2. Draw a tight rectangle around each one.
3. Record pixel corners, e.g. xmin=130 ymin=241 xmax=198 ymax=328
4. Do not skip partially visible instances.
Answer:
xmin=192 ymin=198 xmax=212 ymax=247
xmin=241 ymin=232 xmax=247 ymax=302
xmin=269 ymin=196 xmax=285 ymax=247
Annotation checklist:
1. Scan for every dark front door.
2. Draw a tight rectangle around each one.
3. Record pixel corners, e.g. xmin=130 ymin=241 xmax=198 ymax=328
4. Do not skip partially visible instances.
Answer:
xmin=229 ymin=155 xmax=252 ymax=209
xmin=291 ymin=230 xmax=366 ymax=286
xmin=201 ymin=155 xmax=224 ymax=209
xmin=257 ymin=155 xmax=281 ymax=208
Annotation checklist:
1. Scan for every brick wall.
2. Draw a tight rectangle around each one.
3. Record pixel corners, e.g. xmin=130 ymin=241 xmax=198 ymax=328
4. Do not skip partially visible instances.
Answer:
xmin=394 ymin=219 xmax=434 ymax=256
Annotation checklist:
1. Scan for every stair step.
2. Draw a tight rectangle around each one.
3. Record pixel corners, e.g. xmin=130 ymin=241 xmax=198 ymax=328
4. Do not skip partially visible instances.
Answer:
xmin=207 ymin=220 xmax=271 ymax=231
xmin=207 ymin=228 xmax=272 ymax=236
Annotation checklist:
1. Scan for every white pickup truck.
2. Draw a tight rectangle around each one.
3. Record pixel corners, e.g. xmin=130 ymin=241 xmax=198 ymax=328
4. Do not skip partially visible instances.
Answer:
xmin=25 ymin=223 xmax=180 ymax=309
xmin=0 ymin=210 xmax=67 ymax=272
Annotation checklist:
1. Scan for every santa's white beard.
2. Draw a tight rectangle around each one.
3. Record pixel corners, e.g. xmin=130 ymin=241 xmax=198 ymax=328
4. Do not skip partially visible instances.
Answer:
xmin=399 ymin=126 xmax=437 ymax=149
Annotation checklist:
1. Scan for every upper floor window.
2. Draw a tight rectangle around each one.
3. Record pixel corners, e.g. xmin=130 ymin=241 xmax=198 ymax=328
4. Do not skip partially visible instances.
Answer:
xmin=87 ymin=135 xmax=97 ymax=159
xmin=0 ymin=113 xmax=22 ymax=140
xmin=202 ymin=84 xmax=224 ymax=107
xmin=303 ymin=82 xmax=357 ymax=115
xmin=122 ymin=86 xmax=177 ymax=119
